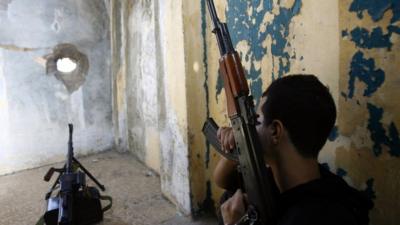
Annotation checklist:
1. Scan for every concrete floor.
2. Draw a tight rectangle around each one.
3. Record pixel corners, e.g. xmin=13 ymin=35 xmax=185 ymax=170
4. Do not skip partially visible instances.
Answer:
xmin=0 ymin=151 xmax=217 ymax=225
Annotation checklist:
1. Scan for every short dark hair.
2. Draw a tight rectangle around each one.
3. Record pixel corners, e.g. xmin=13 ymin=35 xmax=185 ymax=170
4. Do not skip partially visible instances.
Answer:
xmin=262 ymin=75 xmax=336 ymax=158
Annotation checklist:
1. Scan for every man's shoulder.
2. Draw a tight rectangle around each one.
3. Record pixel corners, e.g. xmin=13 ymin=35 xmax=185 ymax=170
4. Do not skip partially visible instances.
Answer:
xmin=275 ymin=165 xmax=372 ymax=225
xmin=277 ymin=197 xmax=359 ymax=225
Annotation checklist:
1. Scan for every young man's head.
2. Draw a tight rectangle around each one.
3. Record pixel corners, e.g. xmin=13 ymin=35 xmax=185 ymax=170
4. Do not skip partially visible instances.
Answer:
xmin=257 ymin=74 xmax=336 ymax=160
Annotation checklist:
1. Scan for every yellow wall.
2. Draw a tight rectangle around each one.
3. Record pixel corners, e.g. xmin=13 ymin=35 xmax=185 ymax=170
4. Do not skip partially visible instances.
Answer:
xmin=185 ymin=0 xmax=400 ymax=224
xmin=336 ymin=1 xmax=400 ymax=224
xmin=111 ymin=0 xmax=193 ymax=213
xmin=182 ymin=0 xmax=209 ymax=214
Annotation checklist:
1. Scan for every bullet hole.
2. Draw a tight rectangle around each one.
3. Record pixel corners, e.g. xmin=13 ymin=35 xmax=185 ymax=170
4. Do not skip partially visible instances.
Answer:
xmin=45 ymin=43 xmax=89 ymax=93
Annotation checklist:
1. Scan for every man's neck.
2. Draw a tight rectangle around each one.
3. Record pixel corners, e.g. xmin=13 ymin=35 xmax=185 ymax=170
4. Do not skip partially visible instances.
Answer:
xmin=269 ymin=153 xmax=320 ymax=193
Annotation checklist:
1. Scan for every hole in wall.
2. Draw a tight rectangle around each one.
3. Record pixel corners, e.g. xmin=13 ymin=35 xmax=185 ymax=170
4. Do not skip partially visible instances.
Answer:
xmin=44 ymin=43 xmax=89 ymax=93
xmin=56 ymin=57 xmax=77 ymax=73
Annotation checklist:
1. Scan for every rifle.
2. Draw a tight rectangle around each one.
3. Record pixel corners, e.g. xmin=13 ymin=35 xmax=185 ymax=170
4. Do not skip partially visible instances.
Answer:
xmin=40 ymin=124 xmax=111 ymax=225
xmin=202 ymin=1 xmax=276 ymax=224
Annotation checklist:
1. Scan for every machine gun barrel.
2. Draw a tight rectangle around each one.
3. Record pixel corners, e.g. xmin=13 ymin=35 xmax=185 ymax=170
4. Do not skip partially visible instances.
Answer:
xmin=58 ymin=124 xmax=75 ymax=224
xmin=66 ymin=124 xmax=73 ymax=174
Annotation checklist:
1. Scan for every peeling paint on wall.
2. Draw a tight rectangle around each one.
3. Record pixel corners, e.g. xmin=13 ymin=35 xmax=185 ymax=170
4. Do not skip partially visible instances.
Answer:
xmin=193 ymin=0 xmax=400 ymax=223
xmin=347 ymin=51 xmax=385 ymax=98
xmin=367 ymin=103 xmax=400 ymax=157
xmin=337 ymin=0 xmax=400 ymax=223
xmin=349 ymin=27 xmax=393 ymax=50
xmin=349 ymin=0 xmax=400 ymax=23
xmin=214 ymin=0 xmax=302 ymax=103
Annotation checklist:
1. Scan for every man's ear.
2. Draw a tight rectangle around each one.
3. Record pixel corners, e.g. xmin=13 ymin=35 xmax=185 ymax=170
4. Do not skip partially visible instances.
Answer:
xmin=270 ymin=120 xmax=284 ymax=145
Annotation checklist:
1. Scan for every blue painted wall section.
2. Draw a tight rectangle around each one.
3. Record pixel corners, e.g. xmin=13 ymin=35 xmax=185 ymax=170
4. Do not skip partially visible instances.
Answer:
xmin=345 ymin=0 xmax=400 ymax=160
xmin=347 ymin=51 xmax=385 ymax=99
xmin=346 ymin=1 xmax=400 ymax=69
xmin=347 ymin=0 xmax=400 ymax=51
xmin=328 ymin=126 xmax=339 ymax=142
xmin=388 ymin=25 xmax=400 ymax=34
xmin=349 ymin=0 xmax=400 ymax=23
xmin=350 ymin=27 xmax=393 ymax=50
xmin=215 ymin=0 xmax=302 ymax=102
xmin=367 ymin=103 xmax=400 ymax=157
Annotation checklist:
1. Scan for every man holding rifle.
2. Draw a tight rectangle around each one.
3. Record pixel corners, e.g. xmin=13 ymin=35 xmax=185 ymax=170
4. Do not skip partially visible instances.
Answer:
xmin=214 ymin=75 xmax=373 ymax=225
xmin=202 ymin=0 xmax=373 ymax=224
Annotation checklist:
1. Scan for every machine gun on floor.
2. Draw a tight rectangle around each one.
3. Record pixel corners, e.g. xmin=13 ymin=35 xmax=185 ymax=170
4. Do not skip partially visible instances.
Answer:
xmin=37 ymin=124 xmax=112 ymax=225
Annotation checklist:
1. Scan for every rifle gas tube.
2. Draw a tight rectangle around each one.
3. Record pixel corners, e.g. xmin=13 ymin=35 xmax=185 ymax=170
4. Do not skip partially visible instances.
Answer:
xmin=202 ymin=0 xmax=276 ymax=224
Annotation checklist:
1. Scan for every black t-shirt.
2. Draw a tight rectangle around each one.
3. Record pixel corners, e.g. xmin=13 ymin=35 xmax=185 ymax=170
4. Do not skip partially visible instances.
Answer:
xmin=218 ymin=165 xmax=373 ymax=225
xmin=276 ymin=165 xmax=372 ymax=225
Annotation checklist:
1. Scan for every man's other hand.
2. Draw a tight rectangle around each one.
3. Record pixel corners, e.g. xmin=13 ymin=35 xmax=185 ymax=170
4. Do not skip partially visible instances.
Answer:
xmin=217 ymin=127 xmax=235 ymax=153
xmin=221 ymin=189 xmax=248 ymax=225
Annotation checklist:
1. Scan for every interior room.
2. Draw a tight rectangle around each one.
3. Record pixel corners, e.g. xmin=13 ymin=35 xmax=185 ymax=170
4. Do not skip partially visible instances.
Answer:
xmin=0 ymin=0 xmax=399 ymax=225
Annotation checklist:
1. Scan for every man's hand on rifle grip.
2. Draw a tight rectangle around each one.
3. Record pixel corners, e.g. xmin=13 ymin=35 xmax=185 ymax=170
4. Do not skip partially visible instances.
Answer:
xmin=217 ymin=127 xmax=236 ymax=153
xmin=221 ymin=189 xmax=249 ymax=225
